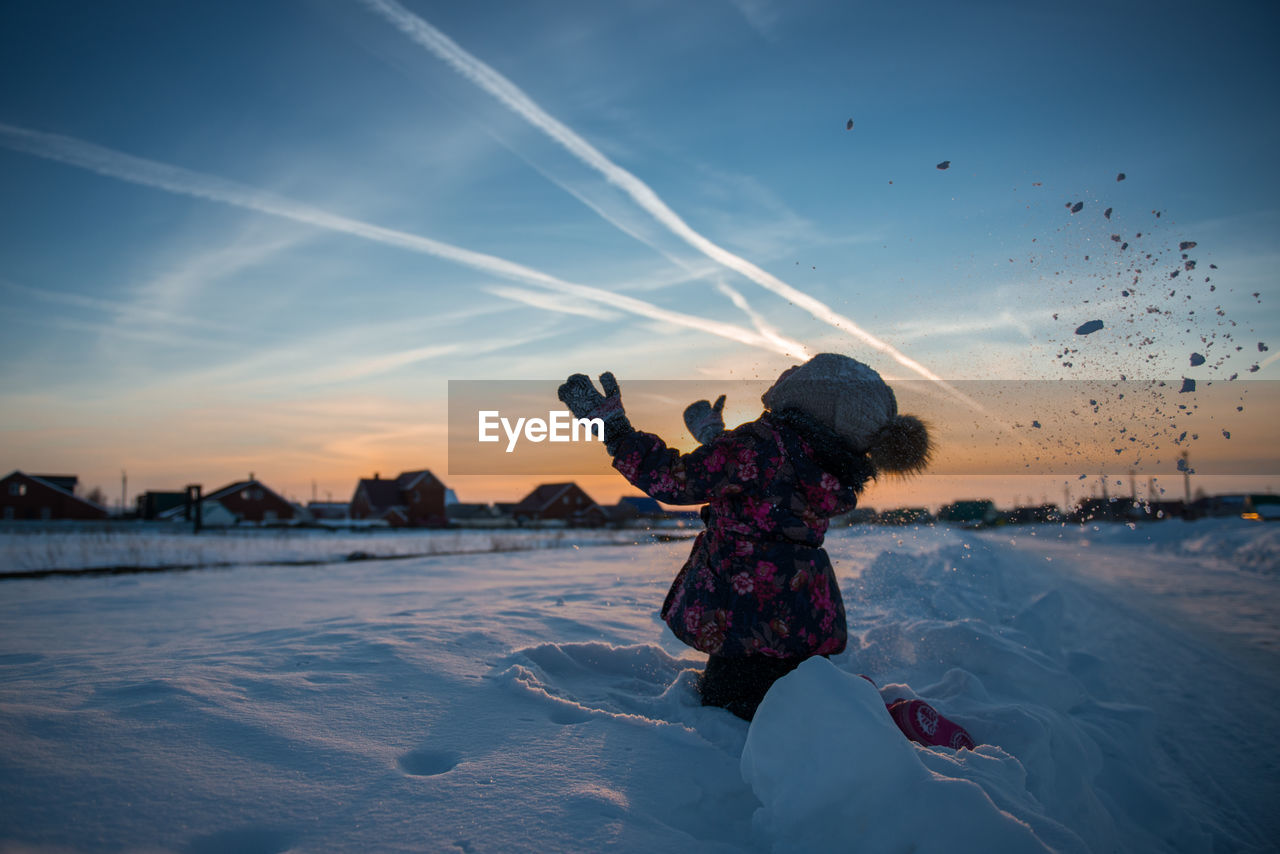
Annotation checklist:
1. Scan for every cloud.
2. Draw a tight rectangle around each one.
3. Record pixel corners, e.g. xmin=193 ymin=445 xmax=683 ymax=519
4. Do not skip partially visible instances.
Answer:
xmin=485 ymin=285 xmax=623 ymax=321
xmin=0 ymin=122 xmax=798 ymax=357
xmin=726 ymin=0 xmax=783 ymax=39
xmin=0 ymin=277 xmax=237 ymax=336
xmin=327 ymin=343 xmax=462 ymax=382
xmin=714 ymin=280 xmax=809 ymax=358
xmin=128 ymin=223 xmax=312 ymax=321
xmin=356 ymin=0 xmax=955 ymax=389
xmin=888 ymin=309 xmax=1037 ymax=344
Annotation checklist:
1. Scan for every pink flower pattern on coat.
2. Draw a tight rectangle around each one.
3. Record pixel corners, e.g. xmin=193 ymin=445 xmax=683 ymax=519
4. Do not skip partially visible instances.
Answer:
xmin=610 ymin=414 xmax=868 ymax=659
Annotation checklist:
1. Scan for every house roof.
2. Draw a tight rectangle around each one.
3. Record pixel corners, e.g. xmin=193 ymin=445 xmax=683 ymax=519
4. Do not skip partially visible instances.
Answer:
xmin=32 ymin=474 xmax=78 ymax=493
xmin=513 ymin=483 xmax=579 ymax=513
xmin=396 ymin=470 xmax=443 ymax=491
xmin=618 ymin=496 xmax=663 ymax=515
xmin=203 ymin=480 xmax=251 ymax=502
xmin=204 ymin=480 xmax=289 ymax=504
xmin=356 ymin=478 xmax=406 ymax=513
xmin=4 ymin=470 xmax=106 ymax=511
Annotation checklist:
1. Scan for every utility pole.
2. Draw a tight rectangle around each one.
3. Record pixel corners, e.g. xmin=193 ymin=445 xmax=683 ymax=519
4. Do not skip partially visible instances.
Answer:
xmin=185 ymin=484 xmax=203 ymax=534
xmin=1181 ymin=450 xmax=1191 ymax=505
xmin=121 ymin=470 xmax=127 ymax=518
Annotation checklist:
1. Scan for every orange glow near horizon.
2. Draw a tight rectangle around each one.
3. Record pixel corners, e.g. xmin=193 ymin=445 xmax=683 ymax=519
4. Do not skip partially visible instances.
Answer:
xmin=6 ymin=380 xmax=1275 ymax=513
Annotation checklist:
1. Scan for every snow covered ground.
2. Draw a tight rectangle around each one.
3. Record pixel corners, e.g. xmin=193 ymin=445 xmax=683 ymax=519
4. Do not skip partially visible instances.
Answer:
xmin=0 ymin=519 xmax=1277 ymax=853
xmin=0 ymin=526 xmax=659 ymax=576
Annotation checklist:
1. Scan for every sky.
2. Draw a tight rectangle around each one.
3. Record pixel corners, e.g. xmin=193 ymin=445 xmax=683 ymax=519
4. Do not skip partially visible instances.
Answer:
xmin=1 ymin=0 xmax=1278 ymax=512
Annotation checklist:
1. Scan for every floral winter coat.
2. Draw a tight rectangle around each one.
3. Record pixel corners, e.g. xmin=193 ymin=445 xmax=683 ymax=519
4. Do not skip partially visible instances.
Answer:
xmin=611 ymin=412 xmax=868 ymax=660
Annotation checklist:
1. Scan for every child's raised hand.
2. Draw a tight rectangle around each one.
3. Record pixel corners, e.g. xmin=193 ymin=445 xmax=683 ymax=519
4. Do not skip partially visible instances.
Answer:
xmin=557 ymin=372 xmax=633 ymax=452
xmin=684 ymin=394 xmax=726 ymax=444
xmin=558 ymin=372 xmax=620 ymax=420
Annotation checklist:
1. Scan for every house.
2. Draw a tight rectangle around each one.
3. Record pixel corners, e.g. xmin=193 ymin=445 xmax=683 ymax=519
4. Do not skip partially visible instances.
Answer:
xmin=937 ymin=499 xmax=998 ymax=528
xmin=0 ymin=471 xmax=107 ymax=521
xmin=446 ymin=503 xmax=515 ymax=528
xmin=1142 ymin=500 xmax=1187 ymax=520
xmin=874 ymin=507 xmax=931 ymax=525
xmin=1004 ymin=504 xmax=1062 ymax=524
xmin=1190 ymin=494 xmax=1249 ymax=519
xmin=1071 ymin=497 xmax=1125 ymax=523
xmin=349 ymin=470 xmax=447 ymax=527
xmin=156 ymin=477 xmax=295 ymax=525
xmin=205 ymin=479 xmax=296 ymax=524
xmin=305 ymin=501 xmax=350 ymax=522
xmin=137 ymin=491 xmax=189 ymax=521
xmin=605 ymin=495 xmax=666 ymax=526
xmin=1244 ymin=494 xmax=1280 ymax=521
xmin=510 ymin=482 xmax=607 ymax=527
xmin=831 ymin=507 xmax=878 ymax=526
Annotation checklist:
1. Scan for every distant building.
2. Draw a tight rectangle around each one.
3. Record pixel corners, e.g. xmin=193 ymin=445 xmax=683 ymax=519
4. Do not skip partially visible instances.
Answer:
xmin=349 ymin=470 xmax=447 ymax=527
xmin=876 ymin=507 xmax=933 ymax=526
xmin=937 ymin=499 xmax=998 ymax=527
xmin=156 ymin=478 xmax=295 ymax=525
xmin=0 ymin=471 xmax=107 ymax=521
xmin=605 ymin=495 xmax=666 ymax=526
xmin=206 ymin=479 xmax=296 ymax=524
xmin=1071 ymin=497 xmax=1125 ymax=523
xmin=1004 ymin=504 xmax=1062 ymax=524
xmin=446 ymin=503 xmax=514 ymax=528
xmin=306 ymin=501 xmax=350 ymax=522
xmin=1244 ymin=494 xmax=1280 ymax=521
xmin=137 ymin=491 xmax=189 ymax=521
xmin=1191 ymin=494 xmax=1249 ymax=519
xmin=831 ymin=507 xmax=878 ymax=526
xmin=1143 ymin=500 xmax=1187 ymax=520
xmin=511 ymin=483 xmax=606 ymax=527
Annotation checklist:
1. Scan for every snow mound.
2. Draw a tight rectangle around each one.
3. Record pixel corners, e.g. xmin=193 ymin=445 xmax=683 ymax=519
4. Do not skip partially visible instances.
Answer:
xmin=497 ymin=642 xmax=703 ymax=729
xmin=1157 ymin=520 xmax=1280 ymax=574
xmin=741 ymin=657 xmax=1060 ymax=854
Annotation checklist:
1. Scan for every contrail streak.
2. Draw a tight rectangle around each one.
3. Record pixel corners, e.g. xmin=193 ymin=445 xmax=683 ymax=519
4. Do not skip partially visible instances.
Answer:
xmin=357 ymin=0 xmax=953 ymax=388
xmin=0 ymin=122 xmax=801 ymax=357
xmin=714 ymin=280 xmax=809 ymax=358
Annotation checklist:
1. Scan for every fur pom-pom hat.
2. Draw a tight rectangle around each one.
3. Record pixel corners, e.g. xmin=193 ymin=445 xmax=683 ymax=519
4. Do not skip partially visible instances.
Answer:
xmin=761 ymin=353 xmax=932 ymax=475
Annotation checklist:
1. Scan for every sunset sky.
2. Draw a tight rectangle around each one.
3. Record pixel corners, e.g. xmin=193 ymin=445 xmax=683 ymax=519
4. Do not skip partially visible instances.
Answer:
xmin=2 ymin=0 xmax=1277 ymax=512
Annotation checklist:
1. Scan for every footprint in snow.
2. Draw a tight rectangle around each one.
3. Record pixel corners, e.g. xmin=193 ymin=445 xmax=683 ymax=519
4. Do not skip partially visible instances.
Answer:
xmin=397 ymin=748 xmax=462 ymax=777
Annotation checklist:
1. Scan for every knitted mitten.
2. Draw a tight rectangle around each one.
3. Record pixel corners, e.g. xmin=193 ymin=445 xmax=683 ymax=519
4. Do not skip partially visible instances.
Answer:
xmin=683 ymin=394 xmax=726 ymax=445
xmin=557 ymin=372 xmax=633 ymax=454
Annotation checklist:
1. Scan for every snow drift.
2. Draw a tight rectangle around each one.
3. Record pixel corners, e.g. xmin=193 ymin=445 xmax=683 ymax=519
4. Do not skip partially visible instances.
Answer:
xmin=0 ymin=519 xmax=1276 ymax=852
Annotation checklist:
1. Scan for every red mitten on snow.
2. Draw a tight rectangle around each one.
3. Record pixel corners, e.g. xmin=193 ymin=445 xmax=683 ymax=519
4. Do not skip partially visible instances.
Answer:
xmin=886 ymin=698 xmax=976 ymax=751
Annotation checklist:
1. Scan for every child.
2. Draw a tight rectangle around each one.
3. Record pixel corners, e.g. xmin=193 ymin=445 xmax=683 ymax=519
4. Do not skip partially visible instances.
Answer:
xmin=558 ymin=353 xmax=973 ymax=749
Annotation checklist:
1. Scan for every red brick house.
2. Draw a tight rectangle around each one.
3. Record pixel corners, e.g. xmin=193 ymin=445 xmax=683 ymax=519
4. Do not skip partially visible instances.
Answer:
xmin=157 ymin=478 xmax=295 ymax=525
xmin=510 ymin=482 xmax=606 ymax=526
xmin=1 ymin=471 xmax=108 ymax=521
xmin=349 ymin=470 xmax=447 ymax=527
xmin=207 ymin=479 xmax=296 ymax=523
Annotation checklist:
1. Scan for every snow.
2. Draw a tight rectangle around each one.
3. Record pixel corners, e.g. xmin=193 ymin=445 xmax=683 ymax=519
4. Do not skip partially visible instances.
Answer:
xmin=743 ymin=659 xmax=1057 ymax=854
xmin=1 ymin=519 xmax=1277 ymax=852
xmin=0 ymin=526 xmax=652 ymax=575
